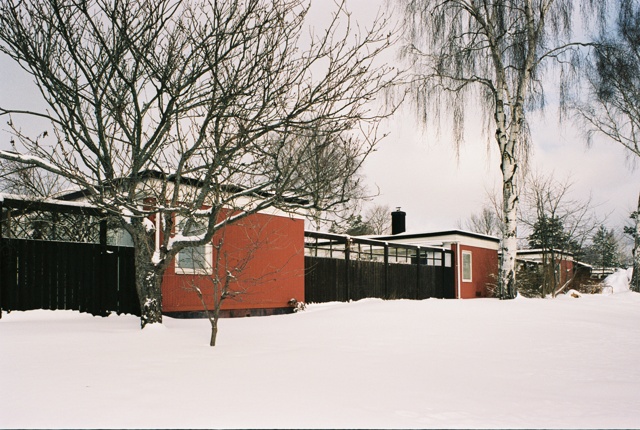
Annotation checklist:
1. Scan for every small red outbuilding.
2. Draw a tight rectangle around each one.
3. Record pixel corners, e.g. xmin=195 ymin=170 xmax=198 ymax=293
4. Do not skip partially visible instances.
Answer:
xmin=372 ymin=230 xmax=500 ymax=298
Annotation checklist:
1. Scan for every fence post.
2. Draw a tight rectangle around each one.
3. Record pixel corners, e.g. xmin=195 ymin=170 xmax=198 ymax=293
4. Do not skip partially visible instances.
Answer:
xmin=441 ymin=250 xmax=446 ymax=299
xmin=416 ymin=246 xmax=421 ymax=300
xmin=0 ymin=199 xmax=3 ymax=240
xmin=384 ymin=243 xmax=389 ymax=299
xmin=99 ymin=218 xmax=108 ymax=246
xmin=345 ymin=237 xmax=351 ymax=301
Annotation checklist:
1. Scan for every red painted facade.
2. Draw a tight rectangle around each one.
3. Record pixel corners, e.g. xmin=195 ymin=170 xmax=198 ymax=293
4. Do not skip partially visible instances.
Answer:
xmin=451 ymin=243 xmax=499 ymax=298
xmin=557 ymin=259 xmax=575 ymax=286
xmin=372 ymin=230 xmax=501 ymax=299
xmin=161 ymin=211 xmax=305 ymax=314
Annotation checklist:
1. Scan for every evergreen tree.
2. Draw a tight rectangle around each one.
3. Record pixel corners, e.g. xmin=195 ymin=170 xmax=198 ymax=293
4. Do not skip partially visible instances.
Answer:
xmin=589 ymin=226 xmax=620 ymax=274
xmin=528 ymin=216 xmax=568 ymax=250
xmin=527 ymin=215 xmax=584 ymax=297
xmin=343 ymin=215 xmax=375 ymax=236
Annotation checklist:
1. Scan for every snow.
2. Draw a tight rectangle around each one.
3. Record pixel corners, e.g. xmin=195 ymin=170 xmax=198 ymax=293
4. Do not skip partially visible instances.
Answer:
xmin=151 ymin=250 xmax=161 ymax=265
xmin=0 ymin=192 xmax=99 ymax=210
xmin=2 ymin=293 xmax=640 ymax=428
xmin=602 ymin=268 xmax=633 ymax=294
xmin=121 ymin=206 xmax=134 ymax=224
xmin=167 ymin=232 xmax=209 ymax=251
xmin=142 ymin=217 xmax=155 ymax=232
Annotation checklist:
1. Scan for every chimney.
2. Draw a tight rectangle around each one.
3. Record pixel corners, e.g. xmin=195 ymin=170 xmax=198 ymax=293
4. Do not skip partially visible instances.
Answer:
xmin=391 ymin=207 xmax=406 ymax=235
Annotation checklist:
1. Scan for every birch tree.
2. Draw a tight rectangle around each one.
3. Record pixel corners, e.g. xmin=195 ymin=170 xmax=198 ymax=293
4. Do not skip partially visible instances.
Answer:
xmin=572 ymin=0 xmax=640 ymax=292
xmin=0 ymin=0 xmax=400 ymax=326
xmin=396 ymin=0 xmax=607 ymax=298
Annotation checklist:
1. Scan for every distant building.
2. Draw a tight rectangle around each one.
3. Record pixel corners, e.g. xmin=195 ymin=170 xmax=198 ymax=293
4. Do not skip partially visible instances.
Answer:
xmin=371 ymin=229 xmax=500 ymax=298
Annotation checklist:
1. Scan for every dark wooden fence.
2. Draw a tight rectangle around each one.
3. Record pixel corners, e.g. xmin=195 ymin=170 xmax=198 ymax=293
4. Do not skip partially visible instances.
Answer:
xmin=0 ymin=195 xmax=139 ymax=317
xmin=304 ymin=231 xmax=455 ymax=303
xmin=0 ymin=238 xmax=139 ymax=316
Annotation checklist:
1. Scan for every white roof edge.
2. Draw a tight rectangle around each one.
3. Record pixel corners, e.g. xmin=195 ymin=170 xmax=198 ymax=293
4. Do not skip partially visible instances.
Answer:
xmin=0 ymin=192 xmax=100 ymax=210
xmin=373 ymin=229 xmax=500 ymax=242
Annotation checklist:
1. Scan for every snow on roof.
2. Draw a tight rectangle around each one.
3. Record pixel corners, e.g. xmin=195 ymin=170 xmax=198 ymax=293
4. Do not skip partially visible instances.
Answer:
xmin=370 ymin=229 xmax=500 ymax=243
xmin=0 ymin=192 xmax=101 ymax=211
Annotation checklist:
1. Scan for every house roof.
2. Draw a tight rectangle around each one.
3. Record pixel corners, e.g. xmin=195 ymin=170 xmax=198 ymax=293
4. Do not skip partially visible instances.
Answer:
xmin=0 ymin=192 xmax=105 ymax=216
xmin=55 ymin=169 xmax=309 ymax=205
xmin=516 ymin=248 xmax=575 ymax=257
xmin=370 ymin=229 xmax=500 ymax=243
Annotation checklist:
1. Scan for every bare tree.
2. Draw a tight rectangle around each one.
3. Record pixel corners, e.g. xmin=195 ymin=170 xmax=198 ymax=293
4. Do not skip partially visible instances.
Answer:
xmin=572 ymin=0 xmax=640 ymax=292
xmin=189 ymin=220 xmax=298 ymax=346
xmin=519 ymin=171 xmax=602 ymax=296
xmin=0 ymin=158 xmax=68 ymax=198
xmin=0 ymin=0 xmax=401 ymax=327
xmin=294 ymin=125 xmax=370 ymax=232
xmin=365 ymin=203 xmax=391 ymax=235
xmin=395 ymin=0 xmax=607 ymax=298
xmin=461 ymin=205 xmax=502 ymax=237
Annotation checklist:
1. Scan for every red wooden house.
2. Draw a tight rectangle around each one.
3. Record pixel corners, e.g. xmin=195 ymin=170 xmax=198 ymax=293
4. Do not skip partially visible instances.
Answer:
xmin=372 ymin=229 xmax=500 ymax=298
xmin=57 ymin=173 xmax=307 ymax=317
xmin=515 ymin=248 xmax=576 ymax=288
xmin=160 ymin=210 xmax=305 ymax=317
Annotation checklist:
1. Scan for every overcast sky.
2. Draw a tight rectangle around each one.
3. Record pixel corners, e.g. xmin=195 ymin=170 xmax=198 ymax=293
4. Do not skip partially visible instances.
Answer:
xmin=322 ymin=0 xmax=639 ymax=235
xmin=0 ymin=0 xmax=637 ymax=238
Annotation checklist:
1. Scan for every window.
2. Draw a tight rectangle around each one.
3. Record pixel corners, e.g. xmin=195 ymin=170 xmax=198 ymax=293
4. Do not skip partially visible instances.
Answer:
xmin=462 ymin=251 xmax=472 ymax=282
xmin=175 ymin=217 xmax=212 ymax=275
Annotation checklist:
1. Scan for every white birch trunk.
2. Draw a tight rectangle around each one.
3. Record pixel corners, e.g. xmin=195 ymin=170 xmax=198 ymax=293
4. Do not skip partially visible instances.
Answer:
xmin=494 ymin=84 xmax=521 ymax=300
xmin=499 ymin=148 xmax=519 ymax=299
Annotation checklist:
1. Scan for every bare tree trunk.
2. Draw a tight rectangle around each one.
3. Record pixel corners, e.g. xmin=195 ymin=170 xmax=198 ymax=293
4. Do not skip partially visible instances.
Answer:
xmin=132 ymin=233 xmax=163 ymax=327
xmin=632 ymin=192 xmax=640 ymax=293
xmin=139 ymin=270 xmax=163 ymax=328
xmin=210 ymin=318 xmax=219 ymax=347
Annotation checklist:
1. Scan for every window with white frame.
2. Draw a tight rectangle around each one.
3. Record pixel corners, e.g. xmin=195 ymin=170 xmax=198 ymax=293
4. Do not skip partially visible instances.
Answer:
xmin=462 ymin=251 xmax=472 ymax=282
xmin=175 ymin=217 xmax=213 ymax=275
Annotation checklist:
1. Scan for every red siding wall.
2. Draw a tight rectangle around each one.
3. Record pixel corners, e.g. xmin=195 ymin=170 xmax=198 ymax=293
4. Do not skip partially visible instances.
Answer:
xmin=161 ymin=212 xmax=304 ymax=313
xmin=452 ymin=244 xmax=499 ymax=298
xmin=557 ymin=258 xmax=575 ymax=287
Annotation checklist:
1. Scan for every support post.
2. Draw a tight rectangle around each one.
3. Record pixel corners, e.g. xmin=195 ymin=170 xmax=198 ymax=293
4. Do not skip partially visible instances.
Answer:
xmin=416 ymin=247 xmax=421 ymax=300
xmin=384 ymin=243 xmax=389 ymax=299
xmin=99 ymin=218 xmax=108 ymax=246
xmin=345 ymin=237 xmax=351 ymax=301
xmin=441 ymin=250 xmax=446 ymax=299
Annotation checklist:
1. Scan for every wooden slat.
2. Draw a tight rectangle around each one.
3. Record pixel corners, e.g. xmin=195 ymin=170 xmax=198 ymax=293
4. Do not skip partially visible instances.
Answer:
xmin=0 ymin=238 xmax=138 ymax=316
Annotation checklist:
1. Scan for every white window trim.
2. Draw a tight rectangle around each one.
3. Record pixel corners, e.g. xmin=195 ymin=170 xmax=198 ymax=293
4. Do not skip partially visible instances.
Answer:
xmin=175 ymin=244 xmax=213 ymax=275
xmin=174 ymin=216 xmax=213 ymax=275
xmin=462 ymin=250 xmax=472 ymax=282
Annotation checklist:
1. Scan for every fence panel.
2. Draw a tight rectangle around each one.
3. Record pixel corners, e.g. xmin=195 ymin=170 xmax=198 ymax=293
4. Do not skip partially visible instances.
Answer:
xmin=305 ymin=256 xmax=339 ymax=303
xmin=305 ymin=255 xmax=454 ymax=303
xmin=116 ymin=246 xmax=139 ymax=315
xmin=0 ymin=238 xmax=139 ymax=316
xmin=304 ymin=231 xmax=456 ymax=303
xmin=387 ymin=263 xmax=417 ymax=299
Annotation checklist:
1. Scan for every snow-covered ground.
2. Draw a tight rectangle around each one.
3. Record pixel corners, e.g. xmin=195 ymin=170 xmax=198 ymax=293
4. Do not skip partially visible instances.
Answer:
xmin=2 ymin=274 xmax=639 ymax=429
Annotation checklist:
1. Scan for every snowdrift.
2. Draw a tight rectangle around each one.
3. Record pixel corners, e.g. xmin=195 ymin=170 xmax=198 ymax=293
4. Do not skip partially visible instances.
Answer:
xmin=1 ymin=291 xmax=640 ymax=428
